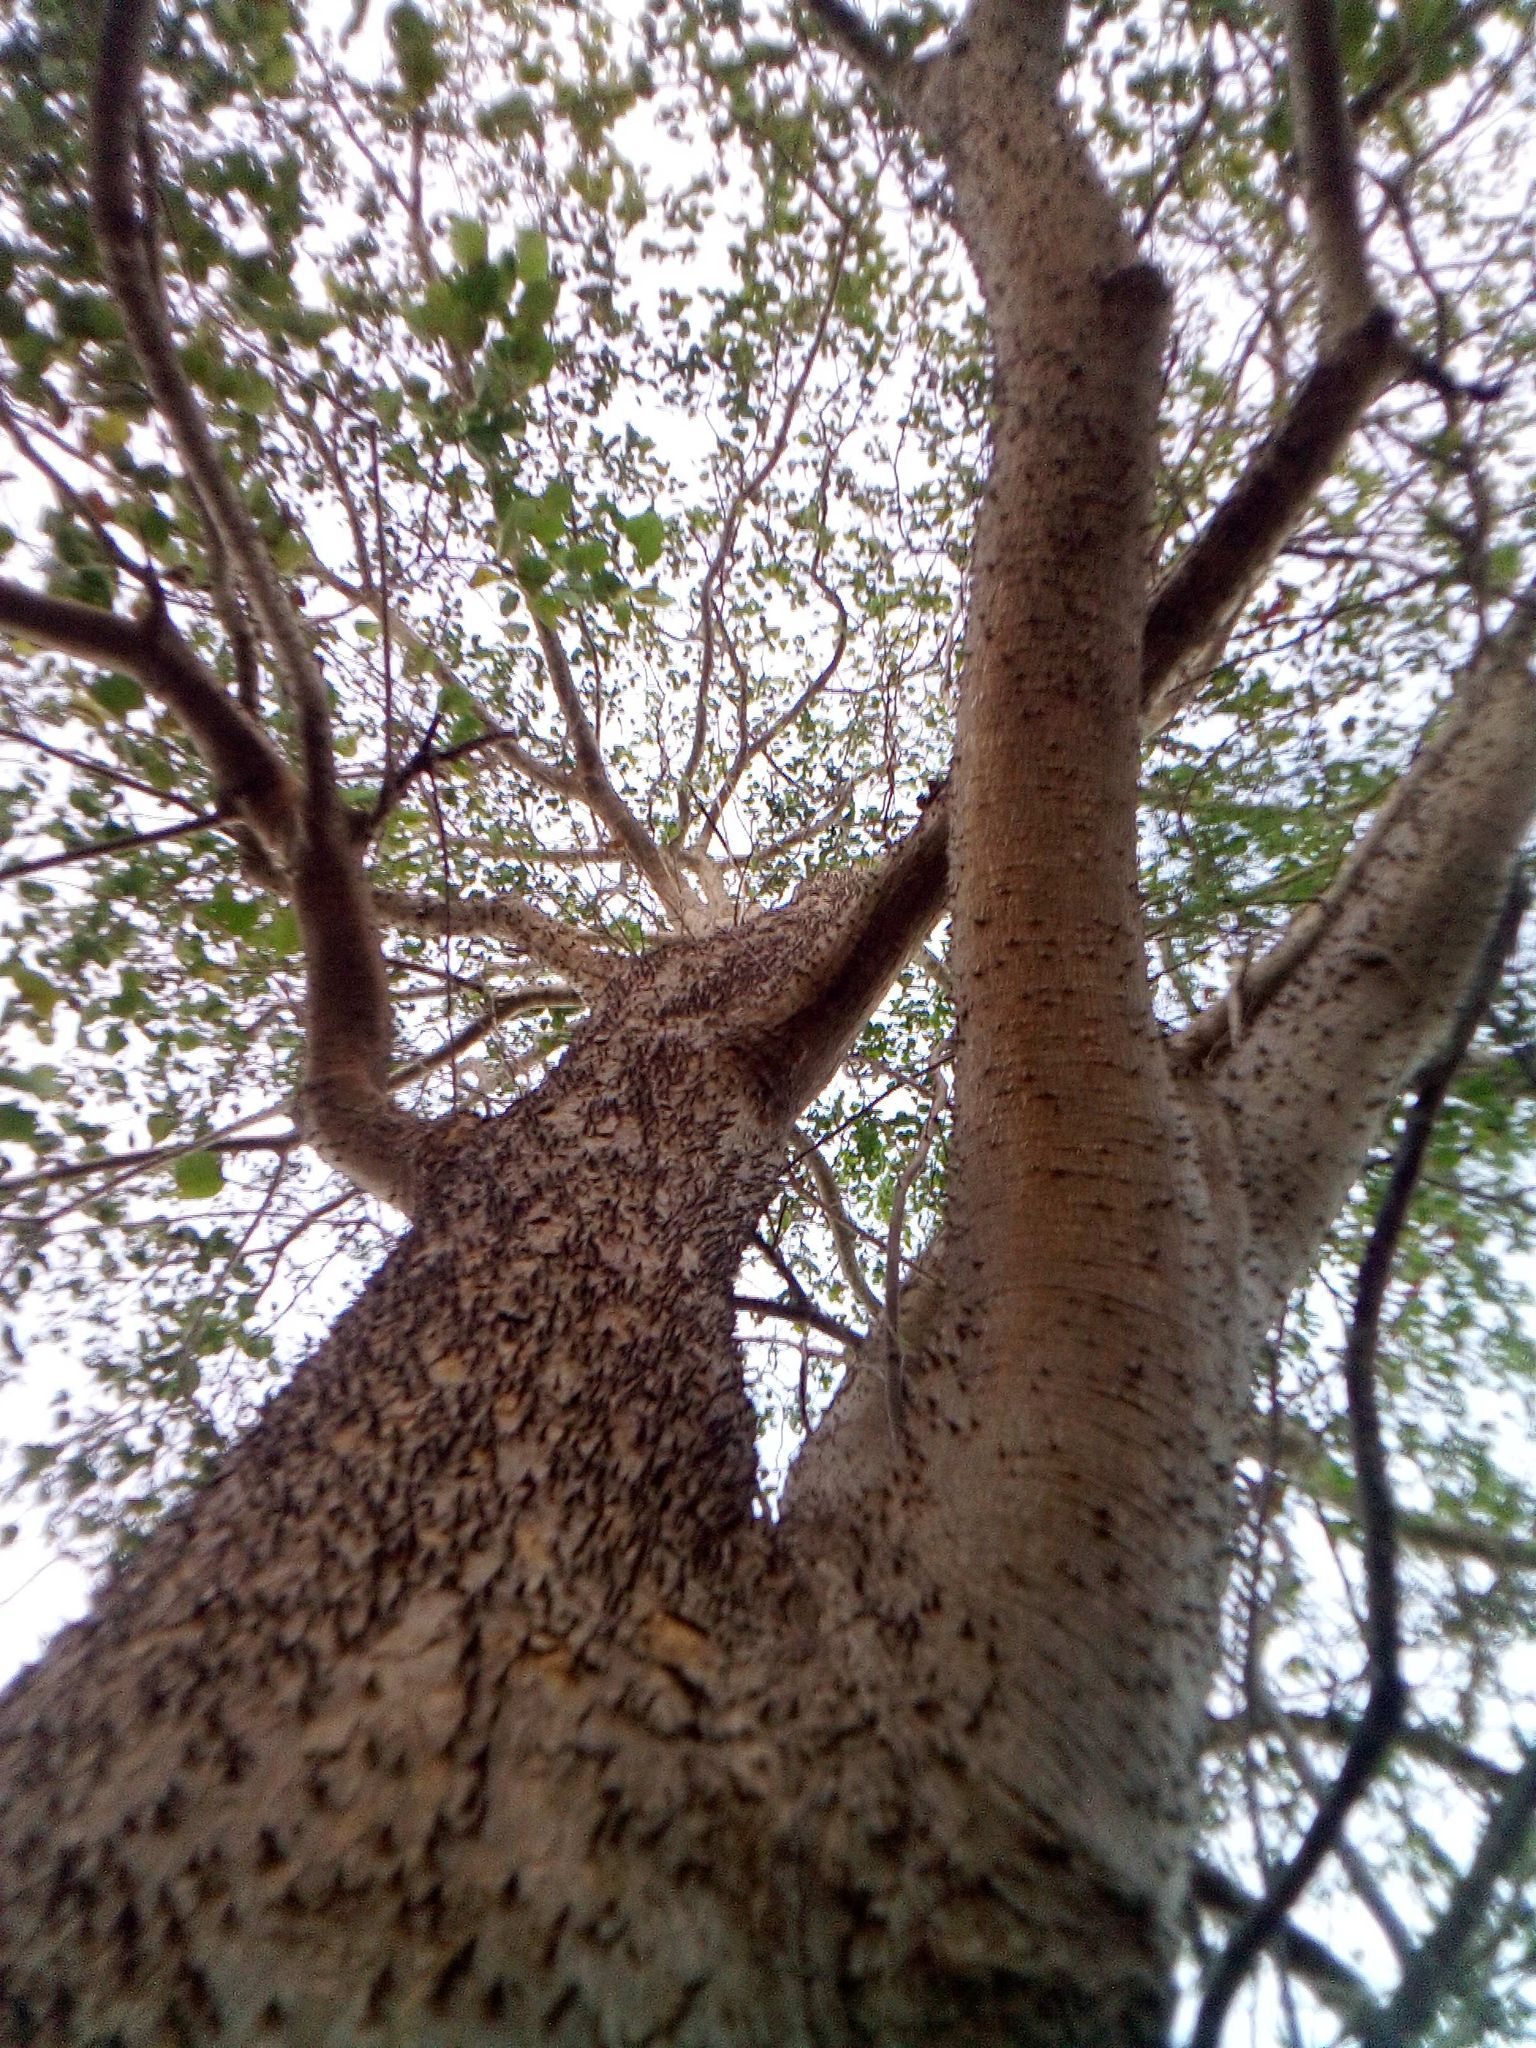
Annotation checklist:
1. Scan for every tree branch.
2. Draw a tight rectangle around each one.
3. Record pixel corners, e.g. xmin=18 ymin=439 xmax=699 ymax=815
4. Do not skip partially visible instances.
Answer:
xmin=373 ymin=886 xmax=617 ymax=991
xmin=735 ymin=1293 xmax=862 ymax=1348
xmin=796 ymin=1137 xmax=884 ymax=1319
xmin=797 ymin=0 xmax=914 ymax=95
xmin=530 ymin=611 xmax=704 ymax=930
xmin=1359 ymin=1743 xmax=1536 ymax=2046
xmin=1208 ymin=1706 xmax=1517 ymax=1797
xmin=1192 ymin=878 xmax=1526 ymax=2048
xmin=90 ymin=0 xmax=426 ymax=1207
xmin=754 ymin=794 xmax=951 ymax=1117
xmin=0 ymin=578 xmax=298 ymax=853
xmin=1189 ymin=1862 xmax=1373 ymax=2029
xmin=0 ymin=806 xmax=226 ymax=883
xmin=312 ymin=564 xmax=579 ymax=804
xmin=388 ymin=981 xmax=579 ymax=1093
xmin=1284 ymin=0 xmax=1379 ymax=345
xmin=1140 ymin=311 xmax=1401 ymax=733
xmin=1204 ymin=587 xmax=1536 ymax=1319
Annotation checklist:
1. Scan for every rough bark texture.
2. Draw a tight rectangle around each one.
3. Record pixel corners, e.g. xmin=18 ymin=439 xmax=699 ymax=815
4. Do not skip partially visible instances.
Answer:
xmin=0 ymin=880 xmax=1179 ymax=2046
xmin=5 ymin=0 xmax=1536 ymax=2038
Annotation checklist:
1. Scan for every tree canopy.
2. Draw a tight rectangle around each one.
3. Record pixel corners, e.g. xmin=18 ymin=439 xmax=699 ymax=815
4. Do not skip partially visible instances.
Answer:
xmin=2 ymin=0 xmax=1536 ymax=2036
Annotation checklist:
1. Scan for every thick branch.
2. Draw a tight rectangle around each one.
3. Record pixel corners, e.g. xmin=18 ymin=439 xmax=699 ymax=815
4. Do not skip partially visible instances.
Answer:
xmin=1284 ymin=0 xmax=1378 ymax=344
xmin=91 ymin=2 xmax=332 ymax=797
xmin=1194 ymin=883 xmax=1524 ymax=2046
xmin=1207 ymin=588 xmax=1536 ymax=1319
xmin=1140 ymin=311 xmax=1401 ymax=733
xmin=0 ymin=579 xmax=297 ymax=853
xmin=90 ymin=0 xmax=424 ymax=1204
xmin=798 ymin=0 xmax=914 ymax=96
xmin=373 ymin=886 xmax=617 ymax=992
xmin=753 ymin=794 xmax=950 ymax=1117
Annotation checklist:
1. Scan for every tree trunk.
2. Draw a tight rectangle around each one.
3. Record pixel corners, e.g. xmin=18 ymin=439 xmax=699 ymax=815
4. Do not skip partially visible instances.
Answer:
xmin=6 ymin=2 xmax=1536 ymax=2042
xmin=1 ymin=878 xmax=1188 ymax=2047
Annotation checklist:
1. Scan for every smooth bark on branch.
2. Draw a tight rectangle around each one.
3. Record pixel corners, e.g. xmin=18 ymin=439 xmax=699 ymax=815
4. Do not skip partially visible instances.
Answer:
xmin=1140 ymin=309 xmax=1401 ymax=732
xmin=1209 ymin=586 xmax=1536 ymax=1319
xmin=373 ymin=885 xmax=620 ymax=991
xmin=1283 ymin=0 xmax=1379 ymax=343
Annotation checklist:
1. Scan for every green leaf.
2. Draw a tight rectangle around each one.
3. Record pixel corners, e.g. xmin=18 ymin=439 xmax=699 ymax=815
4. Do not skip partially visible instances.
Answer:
xmin=387 ymin=1 xmax=447 ymax=104
xmin=624 ymin=508 xmax=666 ymax=568
xmin=265 ymin=906 xmax=301 ymax=956
xmin=89 ymin=412 xmax=133 ymax=453
xmin=449 ymin=216 xmax=489 ymax=270
xmin=89 ymin=672 xmax=146 ymax=716
xmin=172 ymin=1152 xmax=224 ymax=1201
xmin=0 ymin=1103 xmax=41 ymax=1143
xmin=515 ymin=227 xmax=549 ymax=285
xmin=477 ymin=91 xmax=540 ymax=143
xmin=201 ymin=885 xmax=262 ymax=939
xmin=6 ymin=963 xmax=60 ymax=1022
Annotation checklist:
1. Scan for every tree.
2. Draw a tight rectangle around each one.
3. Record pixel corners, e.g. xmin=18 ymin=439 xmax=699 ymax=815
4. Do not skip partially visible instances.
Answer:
xmin=1 ymin=0 xmax=1535 ymax=2037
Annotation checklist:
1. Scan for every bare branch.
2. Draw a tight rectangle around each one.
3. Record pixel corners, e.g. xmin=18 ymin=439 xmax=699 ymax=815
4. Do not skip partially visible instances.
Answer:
xmin=310 ymin=566 xmax=579 ymax=803
xmin=373 ymin=886 xmax=617 ymax=992
xmin=680 ymin=231 xmax=851 ymax=838
xmin=1208 ymin=1707 xmax=1517 ymax=1799
xmin=757 ymin=793 xmax=951 ymax=1117
xmin=0 ymin=806 xmax=226 ymax=883
xmin=0 ymin=1111 xmax=299 ymax=1200
xmin=90 ymin=0 xmax=427 ymax=1204
xmin=734 ymin=1294 xmax=863 ymax=1348
xmin=1284 ymin=0 xmax=1379 ymax=344
xmin=1189 ymin=1862 xmax=1373 ymax=2029
xmin=1299 ymin=1448 xmax=1536 ymax=1571
xmin=797 ymin=1138 xmax=883 ymax=1319
xmin=388 ymin=982 xmax=579 ymax=1093
xmin=530 ymin=610 xmax=705 ymax=930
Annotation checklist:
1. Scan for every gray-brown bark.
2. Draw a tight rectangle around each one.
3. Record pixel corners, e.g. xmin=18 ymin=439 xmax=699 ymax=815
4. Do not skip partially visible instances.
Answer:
xmin=6 ymin=0 xmax=1536 ymax=2040
xmin=1 ymin=879 xmax=1171 ymax=2048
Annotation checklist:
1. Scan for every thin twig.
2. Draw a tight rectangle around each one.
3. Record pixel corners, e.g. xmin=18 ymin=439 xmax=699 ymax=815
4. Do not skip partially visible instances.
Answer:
xmin=0 ymin=806 xmax=226 ymax=883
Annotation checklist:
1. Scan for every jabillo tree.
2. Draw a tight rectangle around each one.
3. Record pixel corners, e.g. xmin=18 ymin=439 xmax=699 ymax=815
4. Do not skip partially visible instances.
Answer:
xmin=2 ymin=0 xmax=1536 ymax=2039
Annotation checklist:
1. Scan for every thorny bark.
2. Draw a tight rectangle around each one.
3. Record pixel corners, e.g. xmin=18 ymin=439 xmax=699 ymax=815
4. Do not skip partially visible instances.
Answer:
xmin=3 ymin=0 xmax=1536 ymax=2042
